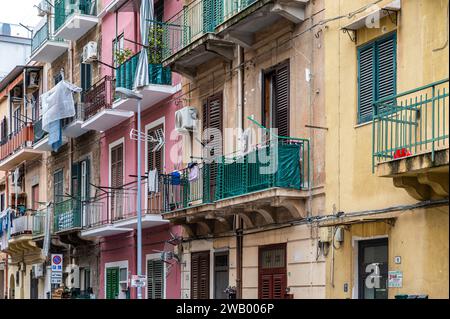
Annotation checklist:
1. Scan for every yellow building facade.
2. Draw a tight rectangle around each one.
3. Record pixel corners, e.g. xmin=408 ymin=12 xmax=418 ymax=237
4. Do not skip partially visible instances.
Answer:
xmin=323 ymin=0 xmax=448 ymax=299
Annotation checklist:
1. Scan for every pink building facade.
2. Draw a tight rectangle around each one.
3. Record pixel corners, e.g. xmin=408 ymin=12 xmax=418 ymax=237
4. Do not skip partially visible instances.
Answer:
xmin=94 ymin=0 xmax=183 ymax=299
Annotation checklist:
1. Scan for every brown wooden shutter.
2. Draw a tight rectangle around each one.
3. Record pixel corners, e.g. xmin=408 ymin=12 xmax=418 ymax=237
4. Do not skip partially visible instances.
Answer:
xmin=274 ymin=63 xmax=290 ymax=137
xmin=260 ymin=274 xmax=272 ymax=299
xmin=191 ymin=251 xmax=210 ymax=299
xmin=147 ymin=124 xmax=164 ymax=173
xmin=111 ymin=144 xmax=123 ymax=188
xmin=258 ymin=244 xmax=287 ymax=299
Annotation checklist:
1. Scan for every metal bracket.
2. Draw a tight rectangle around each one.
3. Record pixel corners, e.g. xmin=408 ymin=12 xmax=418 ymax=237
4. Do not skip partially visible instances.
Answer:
xmin=342 ymin=28 xmax=356 ymax=43
xmin=382 ymin=9 xmax=398 ymax=26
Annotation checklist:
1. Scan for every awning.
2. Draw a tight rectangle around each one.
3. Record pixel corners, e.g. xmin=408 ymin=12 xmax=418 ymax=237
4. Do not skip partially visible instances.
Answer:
xmin=342 ymin=0 xmax=401 ymax=31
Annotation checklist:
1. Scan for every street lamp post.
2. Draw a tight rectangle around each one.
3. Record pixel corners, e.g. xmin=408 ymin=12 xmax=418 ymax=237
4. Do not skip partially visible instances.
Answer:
xmin=115 ymin=87 xmax=144 ymax=299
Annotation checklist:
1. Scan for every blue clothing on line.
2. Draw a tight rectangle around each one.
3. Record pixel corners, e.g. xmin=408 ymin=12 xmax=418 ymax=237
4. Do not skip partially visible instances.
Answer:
xmin=48 ymin=120 xmax=62 ymax=152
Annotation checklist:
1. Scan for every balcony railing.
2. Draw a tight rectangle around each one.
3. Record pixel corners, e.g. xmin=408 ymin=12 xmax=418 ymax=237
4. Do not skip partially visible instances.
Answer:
xmin=116 ymin=51 xmax=172 ymax=91
xmin=33 ymin=118 xmax=48 ymax=144
xmin=84 ymin=76 xmax=115 ymax=120
xmin=372 ymin=79 xmax=449 ymax=170
xmin=11 ymin=213 xmax=33 ymax=237
xmin=0 ymin=123 xmax=34 ymax=162
xmin=163 ymin=138 xmax=310 ymax=212
xmin=157 ymin=0 xmax=259 ymax=61
xmin=31 ymin=21 xmax=65 ymax=54
xmin=54 ymin=0 xmax=97 ymax=32
xmin=62 ymin=101 xmax=85 ymax=127
xmin=83 ymin=180 xmax=163 ymax=229
xmin=32 ymin=208 xmax=47 ymax=237
xmin=54 ymin=198 xmax=82 ymax=233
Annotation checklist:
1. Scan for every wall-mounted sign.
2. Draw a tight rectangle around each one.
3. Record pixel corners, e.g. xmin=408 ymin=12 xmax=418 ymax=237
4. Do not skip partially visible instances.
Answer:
xmin=388 ymin=270 xmax=403 ymax=288
xmin=51 ymin=254 xmax=63 ymax=272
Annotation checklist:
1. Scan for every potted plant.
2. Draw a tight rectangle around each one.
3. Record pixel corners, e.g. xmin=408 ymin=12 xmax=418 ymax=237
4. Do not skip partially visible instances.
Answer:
xmin=114 ymin=48 xmax=133 ymax=66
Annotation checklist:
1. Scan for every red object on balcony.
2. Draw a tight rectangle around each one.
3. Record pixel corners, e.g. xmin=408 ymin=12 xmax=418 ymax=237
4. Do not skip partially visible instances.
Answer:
xmin=393 ymin=148 xmax=412 ymax=159
xmin=0 ymin=123 xmax=34 ymax=162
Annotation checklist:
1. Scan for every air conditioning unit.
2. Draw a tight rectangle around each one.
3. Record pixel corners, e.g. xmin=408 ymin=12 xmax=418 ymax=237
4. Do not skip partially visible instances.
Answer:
xmin=37 ymin=0 xmax=49 ymax=16
xmin=65 ymin=265 xmax=80 ymax=289
xmin=32 ymin=263 xmax=44 ymax=278
xmin=82 ymin=41 xmax=98 ymax=64
xmin=175 ymin=107 xmax=198 ymax=132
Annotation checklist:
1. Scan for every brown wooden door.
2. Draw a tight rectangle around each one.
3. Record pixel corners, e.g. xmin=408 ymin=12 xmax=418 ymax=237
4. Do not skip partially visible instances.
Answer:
xmin=147 ymin=124 xmax=164 ymax=212
xmin=191 ymin=251 xmax=210 ymax=299
xmin=258 ymin=244 xmax=287 ymax=299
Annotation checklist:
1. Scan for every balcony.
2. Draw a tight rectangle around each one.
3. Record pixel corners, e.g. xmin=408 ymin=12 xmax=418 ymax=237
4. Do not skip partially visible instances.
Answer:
xmin=62 ymin=102 xmax=88 ymax=138
xmin=0 ymin=124 xmax=43 ymax=171
xmin=80 ymin=181 xmax=168 ymax=238
xmin=113 ymin=51 xmax=178 ymax=112
xmin=32 ymin=208 xmax=47 ymax=239
xmin=30 ymin=22 xmax=69 ymax=63
xmin=373 ymin=79 xmax=449 ymax=200
xmin=32 ymin=118 xmax=69 ymax=152
xmin=54 ymin=0 xmax=99 ymax=41
xmin=162 ymin=138 xmax=312 ymax=237
xmin=81 ymin=76 xmax=133 ymax=132
xmin=159 ymin=0 xmax=308 ymax=77
xmin=53 ymin=199 xmax=82 ymax=234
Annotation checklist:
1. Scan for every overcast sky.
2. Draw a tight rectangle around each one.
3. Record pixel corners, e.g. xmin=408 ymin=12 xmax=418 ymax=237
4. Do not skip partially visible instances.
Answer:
xmin=0 ymin=0 xmax=41 ymax=29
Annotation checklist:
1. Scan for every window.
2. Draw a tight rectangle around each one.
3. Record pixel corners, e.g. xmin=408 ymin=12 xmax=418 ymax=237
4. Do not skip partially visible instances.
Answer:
xmin=214 ymin=252 xmax=229 ymax=299
xmin=54 ymin=169 xmax=64 ymax=204
xmin=110 ymin=143 xmax=124 ymax=219
xmin=112 ymin=33 xmax=124 ymax=65
xmin=154 ymin=0 xmax=164 ymax=22
xmin=258 ymin=244 xmax=287 ymax=299
xmin=147 ymin=124 xmax=164 ymax=173
xmin=72 ymin=159 xmax=90 ymax=225
xmin=357 ymin=33 xmax=397 ymax=123
xmin=54 ymin=73 xmax=63 ymax=85
xmin=191 ymin=251 xmax=210 ymax=299
xmin=147 ymin=259 xmax=164 ymax=299
xmin=13 ymin=106 xmax=21 ymax=133
xmin=80 ymin=58 xmax=92 ymax=102
xmin=262 ymin=61 xmax=290 ymax=137
xmin=106 ymin=267 xmax=119 ymax=299
xmin=0 ymin=117 xmax=7 ymax=143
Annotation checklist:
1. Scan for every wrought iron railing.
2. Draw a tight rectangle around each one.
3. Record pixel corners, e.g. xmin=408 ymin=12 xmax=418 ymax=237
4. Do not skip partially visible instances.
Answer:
xmin=54 ymin=198 xmax=82 ymax=233
xmin=0 ymin=123 xmax=34 ymax=162
xmin=156 ymin=0 xmax=259 ymax=61
xmin=84 ymin=76 xmax=115 ymax=121
xmin=31 ymin=21 xmax=66 ymax=54
xmin=115 ymin=51 xmax=172 ymax=91
xmin=162 ymin=138 xmax=310 ymax=212
xmin=54 ymin=0 xmax=97 ymax=32
xmin=372 ymin=79 xmax=449 ymax=170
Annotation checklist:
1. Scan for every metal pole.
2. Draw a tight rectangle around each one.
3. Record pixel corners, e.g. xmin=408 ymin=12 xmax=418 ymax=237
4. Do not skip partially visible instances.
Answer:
xmin=136 ymin=99 xmax=142 ymax=299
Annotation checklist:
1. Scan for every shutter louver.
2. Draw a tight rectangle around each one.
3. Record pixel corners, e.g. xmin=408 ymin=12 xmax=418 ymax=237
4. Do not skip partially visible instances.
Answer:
xmin=191 ymin=251 xmax=210 ymax=299
xmin=274 ymin=64 xmax=290 ymax=137
xmin=106 ymin=268 xmax=119 ymax=299
xmin=260 ymin=274 xmax=272 ymax=299
xmin=147 ymin=259 xmax=164 ymax=299
xmin=358 ymin=44 xmax=375 ymax=123
xmin=147 ymin=125 xmax=164 ymax=173
xmin=377 ymin=37 xmax=396 ymax=112
xmin=272 ymin=273 xmax=286 ymax=299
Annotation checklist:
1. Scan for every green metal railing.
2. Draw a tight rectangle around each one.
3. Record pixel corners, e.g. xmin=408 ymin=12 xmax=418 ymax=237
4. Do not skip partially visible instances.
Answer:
xmin=157 ymin=0 xmax=259 ymax=61
xmin=53 ymin=198 xmax=82 ymax=233
xmin=163 ymin=117 xmax=310 ymax=212
xmin=372 ymin=79 xmax=449 ymax=171
xmin=115 ymin=51 xmax=172 ymax=90
xmin=31 ymin=22 xmax=65 ymax=53
xmin=54 ymin=0 xmax=97 ymax=32
xmin=32 ymin=208 xmax=47 ymax=237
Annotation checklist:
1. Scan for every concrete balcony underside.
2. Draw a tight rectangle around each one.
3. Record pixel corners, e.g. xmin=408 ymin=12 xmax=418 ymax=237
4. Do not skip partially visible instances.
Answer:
xmin=0 ymin=147 xmax=43 ymax=171
xmin=164 ymin=0 xmax=307 ymax=78
xmin=33 ymin=135 xmax=68 ymax=152
xmin=377 ymin=148 xmax=449 ymax=201
xmin=4 ymin=235 xmax=43 ymax=264
xmin=163 ymin=186 xmax=323 ymax=238
xmin=81 ymin=109 xmax=133 ymax=132
xmin=63 ymin=119 xmax=88 ymax=138
xmin=54 ymin=14 xmax=99 ymax=41
xmin=80 ymin=213 xmax=168 ymax=239
xmin=30 ymin=40 xmax=69 ymax=63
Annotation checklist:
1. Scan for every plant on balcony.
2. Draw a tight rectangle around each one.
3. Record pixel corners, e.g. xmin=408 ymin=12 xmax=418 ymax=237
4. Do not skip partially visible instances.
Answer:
xmin=114 ymin=48 xmax=133 ymax=65
xmin=148 ymin=25 xmax=166 ymax=84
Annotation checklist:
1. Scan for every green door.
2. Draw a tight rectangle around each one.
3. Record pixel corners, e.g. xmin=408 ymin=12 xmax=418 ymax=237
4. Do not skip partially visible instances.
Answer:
xmin=106 ymin=267 xmax=120 ymax=299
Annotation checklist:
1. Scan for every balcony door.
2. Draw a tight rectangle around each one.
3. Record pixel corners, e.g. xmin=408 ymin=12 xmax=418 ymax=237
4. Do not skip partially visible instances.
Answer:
xmin=358 ymin=238 xmax=388 ymax=299
xmin=110 ymin=143 xmax=124 ymax=221
xmin=191 ymin=251 xmax=210 ymax=299
xmin=72 ymin=159 xmax=90 ymax=226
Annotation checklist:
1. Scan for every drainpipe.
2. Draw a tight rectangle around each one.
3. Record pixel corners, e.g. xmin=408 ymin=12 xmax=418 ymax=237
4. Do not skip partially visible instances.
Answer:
xmin=235 ymin=45 xmax=244 ymax=299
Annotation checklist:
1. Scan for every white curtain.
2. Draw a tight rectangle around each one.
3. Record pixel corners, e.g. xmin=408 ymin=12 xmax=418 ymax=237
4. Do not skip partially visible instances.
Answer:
xmin=133 ymin=0 xmax=154 ymax=89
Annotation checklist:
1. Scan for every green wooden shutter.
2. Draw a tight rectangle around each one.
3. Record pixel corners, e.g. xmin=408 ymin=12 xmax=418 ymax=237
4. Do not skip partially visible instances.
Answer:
xmin=358 ymin=33 xmax=396 ymax=123
xmin=358 ymin=43 xmax=376 ymax=123
xmin=147 ymin=259 xmax=164 ymax=299
xmin=376 ymin=35 xmax=396 ymax=113
xmin=106 ymin=267 xmax=119 ymax=299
